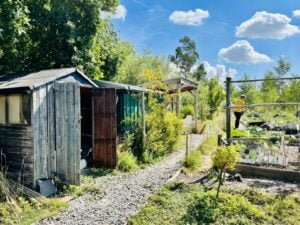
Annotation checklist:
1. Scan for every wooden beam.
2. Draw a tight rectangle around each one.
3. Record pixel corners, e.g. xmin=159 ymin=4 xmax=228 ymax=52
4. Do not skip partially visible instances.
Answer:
xmin=228 ymin=76 xmax=300 ymax=84
xmin=224 ymin=102 xmax=300 ymax=109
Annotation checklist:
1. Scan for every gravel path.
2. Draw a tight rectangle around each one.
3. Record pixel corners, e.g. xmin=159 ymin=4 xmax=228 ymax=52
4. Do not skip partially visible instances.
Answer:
xmin=38 ymin=134 xmax=204 ymax=225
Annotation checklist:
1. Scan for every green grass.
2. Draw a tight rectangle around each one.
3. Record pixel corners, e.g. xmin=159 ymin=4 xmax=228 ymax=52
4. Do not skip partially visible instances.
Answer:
xmin=117 ymin=150 xmax=138 ymax=172
xmin=183 ymin=150 xmax=203 ymax=172
xmin=198 ymin=136 xmax=217 ymax=155
xmin=62 ymin=175 xmax=103 ymax=198
xmin=0 ymin=198 xmax=68 ymax=225
xmin=128 ymin=183 xmax=300 ymax=225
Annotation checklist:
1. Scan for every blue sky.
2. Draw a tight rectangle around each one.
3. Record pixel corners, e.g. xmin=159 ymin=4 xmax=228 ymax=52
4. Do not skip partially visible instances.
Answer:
xmin=109 ymin=0 xmax=300 ymax=80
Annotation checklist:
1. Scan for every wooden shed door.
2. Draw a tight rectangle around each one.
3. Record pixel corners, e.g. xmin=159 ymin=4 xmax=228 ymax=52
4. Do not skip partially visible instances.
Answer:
xmin=92 ymin=88 xmax=117 ymax=168
xmin=54 ymin=82 xmax=81 ymax=184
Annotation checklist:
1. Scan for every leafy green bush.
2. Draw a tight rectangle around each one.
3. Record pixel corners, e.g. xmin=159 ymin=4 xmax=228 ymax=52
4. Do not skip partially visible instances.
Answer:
xmin=180 ymin=105 xmax=194 ymax=118
xmin=212 ymin=144 xmax=241 ymax=198
xmin=183 ymin=190 xmax=269 ymax=225
xmin=143 ymin=101 xmax=183 ymax=163
xmin=117 ymin=151 xmax=138 ymax=172
xmin=183 ymin=150 xmax=202 ymax=171
xmin=231 ymin=128 xmax=248 ymax=137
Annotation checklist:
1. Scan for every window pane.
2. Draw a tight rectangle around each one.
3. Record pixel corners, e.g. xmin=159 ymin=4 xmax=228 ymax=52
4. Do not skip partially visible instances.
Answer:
xmin=0 ymin=95 xmax=5 ymax=124
xmin=8 ymin=95 xmax=22 ymax=124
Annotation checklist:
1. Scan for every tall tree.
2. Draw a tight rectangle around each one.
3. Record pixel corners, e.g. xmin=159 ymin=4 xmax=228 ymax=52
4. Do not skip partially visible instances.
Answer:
xmin=169 ymin=36 xmax=199 ymax=78
xmin=0 ymin=0 xmax=31 ymax=73
xmin=115 ymin=47 xmax=170 ymax=85
xmin=260 ymin=71 xmax=279 ymax=103
xmin=238 ymin=74 xmax=259 ymax=105
xmin=207 ymin=77 xmax=224 ymax=118
xmin=192 ymin=63 xmax=206 ymax=81
xmin=0 ymin=0 xmax=120 ymax=79
xmin=274 ymin=57 xmax=291 ymax=78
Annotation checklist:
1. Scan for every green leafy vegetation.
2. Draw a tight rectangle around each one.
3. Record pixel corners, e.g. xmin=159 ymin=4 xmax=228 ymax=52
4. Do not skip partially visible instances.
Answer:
xmin=212 ymin=145 xmax=240 ymax=198
xmin=231 ymin=128 xmax=248 ymax=137
xmin=117 ymin=150 xmax=138 ymax=172
xmin=169 ymin=36 xmax=199 ymax=78
xmin=183 ymin=150 xmax=202 ymax=172
xmin=198 ymin=136 xmax=218 ymax=155
xmin=62 ymin=176 xmax=102 ymax=197
xmin=143 ymin=100 xmax=183 ymax=163
xmin=128 ymin=183 xmax=300 ymax=225
xmin=1 ymin=170 xmax=68 ymax=225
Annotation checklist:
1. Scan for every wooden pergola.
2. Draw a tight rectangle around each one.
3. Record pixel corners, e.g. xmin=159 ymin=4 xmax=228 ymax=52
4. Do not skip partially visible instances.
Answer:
xmin=163 ymin=77 xmax=198 ymax=129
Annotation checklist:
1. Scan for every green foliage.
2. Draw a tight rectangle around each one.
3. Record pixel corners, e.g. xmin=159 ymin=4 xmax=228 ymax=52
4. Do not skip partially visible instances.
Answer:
xmin=143 ymin=98 xmax=183 ymax=163
xmin=0 ymin=0 xmax=121 ymax=79
xmin=183 ymin=150 xmax=202 ymax=172
xmin=198 ymin=136 xmax=217 ymax=155
xmin=181 ymin=105 xmax=194 ymax=118
xmin=63 ymin=176 xmax=102 ymax=197
xmin=231 ymin=128 xmax=248 ymax=137
xmin=117 ymin=150 xmax=138 ymax=172
xmin=1 ymin=170 xmax=67 ymax=225
xmin=169 ymin=36 xmax=199 ymax=78
xmin=183 ymin=190 xmax=269 ymax=225
xmin=212 ymin=144 xmax=240 ymax=198
xmin=207 ymin=78 xmax=225 ymax=119
xmin=191 ymin=63 xmax=207 ymax=81
xmin=238 ymin=74 xmax=260 ymax=105
xmin=128 ymin=183 xmax=300 ymax=225
xmin=114 ymin=48 xmax=170 ymax=85
xmin=0 ymin=197 xmax=68 ymax=225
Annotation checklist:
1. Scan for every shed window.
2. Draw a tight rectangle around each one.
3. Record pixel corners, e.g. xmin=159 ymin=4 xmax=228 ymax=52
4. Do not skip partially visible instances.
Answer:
xmin=0 ymin=94 xmax=29 ymax=125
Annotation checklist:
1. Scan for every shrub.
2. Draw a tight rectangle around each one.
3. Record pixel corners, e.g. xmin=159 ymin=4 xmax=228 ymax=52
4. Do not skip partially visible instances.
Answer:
xmin=143 ymin=106 xmax=183 ymax=163
xmin=117 ymin=151 xmax=138 ymax=172
xmin=183 ymin=190 xmax=269 ymax=225
xmin=181 ymin=105 xmax=194 ymax=118
xmin=129 ymin=184 xmax=299 ymax=225
xmin=183 ymin=150 xmax=202 ymax=171
xmin=212 ymin=144 xmax=241 ymax=198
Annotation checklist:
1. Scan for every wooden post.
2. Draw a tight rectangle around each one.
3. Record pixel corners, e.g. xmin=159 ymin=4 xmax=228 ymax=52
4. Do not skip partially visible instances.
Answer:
xmin=141 ymin=91 xmax=146 ymax=149
xmin=186 ymin=133 xmax=189 ymax=157
xmin=193 ymin=90 xmax=198 ymax=132
xmin=218 ymin=134 xmax=222 ymax=146
xmin=176 ymin=83 xmax=181 ymax=116
xmin=226 ymin=77 xmax=231 ymax=141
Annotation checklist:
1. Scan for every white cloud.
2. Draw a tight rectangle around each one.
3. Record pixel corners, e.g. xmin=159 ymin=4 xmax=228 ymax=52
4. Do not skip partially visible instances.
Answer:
xmin=236 ymin=11 xmax=300 ymax=40
xmin=169 ymin=9 xmax=209 ymax=26
xmin=293 ymin=10 xmax=300 ymax=19
xmin=218 ymin=40 xmax=271 ymax=64
xmin=101 ymin=5 xmax=127 ymax=21
xmin=191 ymin=62 xmax=237 ymax=82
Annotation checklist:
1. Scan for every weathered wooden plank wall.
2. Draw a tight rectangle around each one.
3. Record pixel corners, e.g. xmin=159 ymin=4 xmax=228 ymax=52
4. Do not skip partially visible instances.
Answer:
xmin=0 ymin=126 xmax=34 ymax=187
xmin=93 ymin=88 xmax=117 ymax=168
xmin=32 ymin=82 xmax=80 ymax=186
xmin=54 ymin=82 xmax=80 ymax=185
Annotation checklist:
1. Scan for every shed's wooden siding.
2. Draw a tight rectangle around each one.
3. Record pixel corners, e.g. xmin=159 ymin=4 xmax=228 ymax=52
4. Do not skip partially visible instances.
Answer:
xmin=0 ymin=125 xmax=34 ymax=187
xmin=32 ymin=82 xmax=81 ymax=186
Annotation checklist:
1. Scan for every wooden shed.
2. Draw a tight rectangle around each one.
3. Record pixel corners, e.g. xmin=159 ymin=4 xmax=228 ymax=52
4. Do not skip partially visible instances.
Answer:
xmin=93 ymin=80 xmax=147 ymax=135
xmin=0 ymin=68 xmax=98 ymax=188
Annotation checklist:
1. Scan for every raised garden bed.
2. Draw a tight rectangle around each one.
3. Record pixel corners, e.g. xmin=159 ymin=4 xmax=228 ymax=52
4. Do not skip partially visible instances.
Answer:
xmin=235 ymin=163 xmax=300 ymax=182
